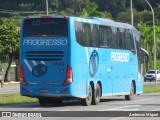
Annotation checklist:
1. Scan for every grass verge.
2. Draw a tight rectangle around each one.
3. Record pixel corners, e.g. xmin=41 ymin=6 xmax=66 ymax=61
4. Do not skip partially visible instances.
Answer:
xmin=143 ymin=84 xmax=160 ymax=93
xmin=0 ymin=93 xmax=38 ymax=105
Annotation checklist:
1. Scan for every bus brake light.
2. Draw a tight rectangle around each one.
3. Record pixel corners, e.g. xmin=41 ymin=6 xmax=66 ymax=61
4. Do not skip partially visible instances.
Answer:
xmin=64 ymin=16 xmax=68 ymax=20
xmin=24 ymin=16 xmax=29 ymax=21
xmin=63 ymin=66 xmax=73 ymax=85
xmin=20 ymin=66 xmax=27 ymax=85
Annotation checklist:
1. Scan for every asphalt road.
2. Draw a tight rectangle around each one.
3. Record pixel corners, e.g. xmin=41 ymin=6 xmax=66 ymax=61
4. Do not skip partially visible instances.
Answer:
xmin=0 ymin=92 xmax=160 ymax=120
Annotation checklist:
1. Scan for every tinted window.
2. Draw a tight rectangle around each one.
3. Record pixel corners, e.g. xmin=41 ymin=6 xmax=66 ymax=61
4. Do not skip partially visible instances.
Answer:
xmin=92 ymin=25 xmax=100 ymax=47
xmin=147 ymin=71 xmax=156 ymax=74
xmin=74 ymin=21 xmax=136 ymax=52
xmin=23 ymin=18 xmax=68 ymax=37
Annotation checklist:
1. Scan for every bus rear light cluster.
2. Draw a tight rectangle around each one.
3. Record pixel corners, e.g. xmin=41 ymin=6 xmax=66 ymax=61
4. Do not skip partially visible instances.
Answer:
xmin=63 ymin=66 xmax=73 ymax=85
xmin=20 ymin=65 xmax=27 ymax=85
xmin=64 ymin=16 xmax=68 ymax=20
xmin=24 ymin=16 xmax=29 ymax=21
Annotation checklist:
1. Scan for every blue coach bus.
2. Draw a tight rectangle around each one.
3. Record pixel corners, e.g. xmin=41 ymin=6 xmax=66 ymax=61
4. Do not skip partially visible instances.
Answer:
xmin=20 ymin=16 xmax=148 ymax=106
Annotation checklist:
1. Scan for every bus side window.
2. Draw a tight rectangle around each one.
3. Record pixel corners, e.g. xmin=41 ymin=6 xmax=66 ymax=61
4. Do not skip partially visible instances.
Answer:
xmin=99 ymin=26 xmax=109 ymax=48
xmin=83 ymin=23 xmax=91 ymax=46
xmin=92 ymin=25 xmax=100 ymax=47
xmin=119 ymin=28 xmax=126 ymax=49
xmin=111 ymin=27 xmax=117 ymax=48
xmin=125 ymin=29 xmax=135 ymax=51
xmin=74 ymin=21 xmax=84 ymax=46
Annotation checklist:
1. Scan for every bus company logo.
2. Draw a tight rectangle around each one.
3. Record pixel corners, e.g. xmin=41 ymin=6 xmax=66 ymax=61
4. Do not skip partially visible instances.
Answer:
xmin=89 ymin=50 xmax=99 ymax=78
xmin=111 ymin=52 xmax=129 ymax=62
xmin=32 ymin=64 xmax=47 ymax=77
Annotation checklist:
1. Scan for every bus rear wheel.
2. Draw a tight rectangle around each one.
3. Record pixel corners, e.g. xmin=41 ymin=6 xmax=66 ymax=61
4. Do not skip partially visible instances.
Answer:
xmin=125 ymin=82 xmax=134 ymax=100
xmin=92 ymin=83 xmax=101 ymax=105
xmin=82 ymin=84 xmax=92 ymax=106
xmin=38 ymin=98 xmax=47 ymax=105
xmin=38 ymin=98 xmax=63 ymax=105
xmin=50 ymin=99 xmax=63 ymax=105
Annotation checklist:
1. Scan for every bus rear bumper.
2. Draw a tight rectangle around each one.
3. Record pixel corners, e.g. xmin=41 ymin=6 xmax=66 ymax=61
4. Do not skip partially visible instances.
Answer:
xmin=20 ymin=85 xmax=86 ymax=99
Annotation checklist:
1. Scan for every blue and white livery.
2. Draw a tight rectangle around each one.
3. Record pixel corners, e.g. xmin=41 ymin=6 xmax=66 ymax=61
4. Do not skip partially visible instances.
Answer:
xmin=20 ymin=16 xmax=147 ymax=106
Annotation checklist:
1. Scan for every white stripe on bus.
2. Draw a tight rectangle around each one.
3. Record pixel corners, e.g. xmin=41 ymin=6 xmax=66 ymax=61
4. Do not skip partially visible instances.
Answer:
xmin=85 ymin=47 xmax=89 ymax=64
xmin=32 ymin=60 xmax=37 ymax=66
xmin=41 ymin=61 xmax=46 ymax=65
xmin=90 ymin=48 xmax=93 ymax=52
xmin=24 ymin=59 xmax=32 ymax=72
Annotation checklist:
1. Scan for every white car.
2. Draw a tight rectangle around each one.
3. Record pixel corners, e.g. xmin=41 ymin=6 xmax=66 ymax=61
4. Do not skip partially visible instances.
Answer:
xmin=144 ymin=70 xmax=160 ymax=82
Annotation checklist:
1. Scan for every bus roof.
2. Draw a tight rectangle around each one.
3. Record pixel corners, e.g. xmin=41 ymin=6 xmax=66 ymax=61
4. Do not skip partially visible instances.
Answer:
xmin=23 ymin=15 xmax=137 ymax=30
xmin=22 ymin=15 xmax=140 ymax=41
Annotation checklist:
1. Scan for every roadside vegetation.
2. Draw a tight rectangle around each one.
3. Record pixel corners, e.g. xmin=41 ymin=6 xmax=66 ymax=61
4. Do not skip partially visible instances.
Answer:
xmin=0 ymin=84 xmax=160 ymax=105
xmin=143 ymin=84 xmax=160 ymax=93
xmin=0 ymin=93 xmax=38 ymax=105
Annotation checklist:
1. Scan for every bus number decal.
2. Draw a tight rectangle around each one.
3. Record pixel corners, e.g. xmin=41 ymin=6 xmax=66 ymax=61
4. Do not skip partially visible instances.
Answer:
xmin=89 ymin=50 xmax=99 ymax=78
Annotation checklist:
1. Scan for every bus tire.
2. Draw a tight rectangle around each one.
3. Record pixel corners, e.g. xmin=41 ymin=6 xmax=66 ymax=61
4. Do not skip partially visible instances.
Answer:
xmin=125 ymin=82 xmax=134 ymax=100
xmin=50 ymin=99 xmax=63 ymax=105
xmin=38 ymin=98 xmax=47 ymax=105
xmin=92 ymin=83 xmax=101 ymax=105
xmin=82 ymin=84 xmax=92 ymax=106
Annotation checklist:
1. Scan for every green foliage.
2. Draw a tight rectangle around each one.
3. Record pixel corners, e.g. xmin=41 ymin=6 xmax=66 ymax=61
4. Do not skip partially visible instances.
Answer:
xmin=0 ymin=93 xmax=38 ymax=105
xmin=138 ymin=21 xmax=160 ymax=70
xmin=0 ymin=18 xmax=20 ymax=82
xmin=80 ymin=2 xmax=112 ymax=19
xmin=144 ymin=84 xmax=160 ymax=93
xmin=0 ymin=18 xmax=19 ymax=58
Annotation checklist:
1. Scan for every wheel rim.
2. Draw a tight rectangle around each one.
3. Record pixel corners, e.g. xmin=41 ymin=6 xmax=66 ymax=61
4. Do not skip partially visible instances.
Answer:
xmin=96 ymin=87 xmax=100 ymax=102
xmin=87 ymin=85 xmax=92 ymax=103
xmin=130 ymin=84 xmax=134 ymax=98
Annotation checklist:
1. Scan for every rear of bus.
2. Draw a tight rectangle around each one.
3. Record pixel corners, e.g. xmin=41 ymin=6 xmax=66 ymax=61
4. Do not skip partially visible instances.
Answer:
xmin=20 ymin=16 xmax=73 ymax=103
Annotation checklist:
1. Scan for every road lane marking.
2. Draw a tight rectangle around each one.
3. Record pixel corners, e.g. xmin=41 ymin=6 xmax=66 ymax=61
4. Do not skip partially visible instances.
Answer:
xmin=151 ymin=108 xmax=160 ymax=111
xmin=97 ymin=105 xmax=141 ymax=111
xmin=107 ymin=109 xmax=139 ymax=111
xmin=111 ymin=117 xmax=133 ymax=120
xmin=133 ymin=98 xmax=154 ymax=102
xmin=32 ymin=108 xmax=40 ymax=110
xmin=58 ymin=109 xmax=70 ymax=111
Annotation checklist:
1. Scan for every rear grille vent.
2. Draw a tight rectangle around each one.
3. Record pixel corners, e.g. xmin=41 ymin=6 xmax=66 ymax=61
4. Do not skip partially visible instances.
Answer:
xmin=26 ymin=51 xmax=64 ymax=61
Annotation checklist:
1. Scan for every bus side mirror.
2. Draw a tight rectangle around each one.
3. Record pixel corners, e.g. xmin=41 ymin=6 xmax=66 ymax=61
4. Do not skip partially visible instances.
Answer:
xmin=131 ymin=49 xmax=136 ymax=54
xmin=140 ymin=48 xmax=149 ymax=63
xmin=145 ymin=55 xmax=149 ymax=63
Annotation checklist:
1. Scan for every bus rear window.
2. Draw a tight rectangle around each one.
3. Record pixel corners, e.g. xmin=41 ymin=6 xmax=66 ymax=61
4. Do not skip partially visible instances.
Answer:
xmin=23 ymin=18 xmax=68 ymax=37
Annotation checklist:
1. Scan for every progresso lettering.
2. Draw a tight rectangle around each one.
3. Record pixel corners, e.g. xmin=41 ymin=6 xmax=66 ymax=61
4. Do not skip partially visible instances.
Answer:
xmin=23 ymin=39 xmax=67 ymax=46
xmin=111 ymin=52 xmax=129 ymax=62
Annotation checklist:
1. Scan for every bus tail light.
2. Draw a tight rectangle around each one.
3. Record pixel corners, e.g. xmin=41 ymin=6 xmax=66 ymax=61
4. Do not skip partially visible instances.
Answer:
xmin=20 ymin=65 xmax=27 ymax=85
xmin=63 ymin=66 xmax=73 ymax=85
xmin=64 ymin=16 xmax=68 ymax=20
xmin=24 ymin=16 xmax=29 ymax=21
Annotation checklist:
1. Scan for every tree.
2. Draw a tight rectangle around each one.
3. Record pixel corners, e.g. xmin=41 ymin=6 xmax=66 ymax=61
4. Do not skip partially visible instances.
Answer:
xmin=138 ymin=21 xmax=160 ymax=70
xmin=0 ymin=18 xmax=19 ymax=82
xmin=80 ymin=2 xmax=112 ymax=19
